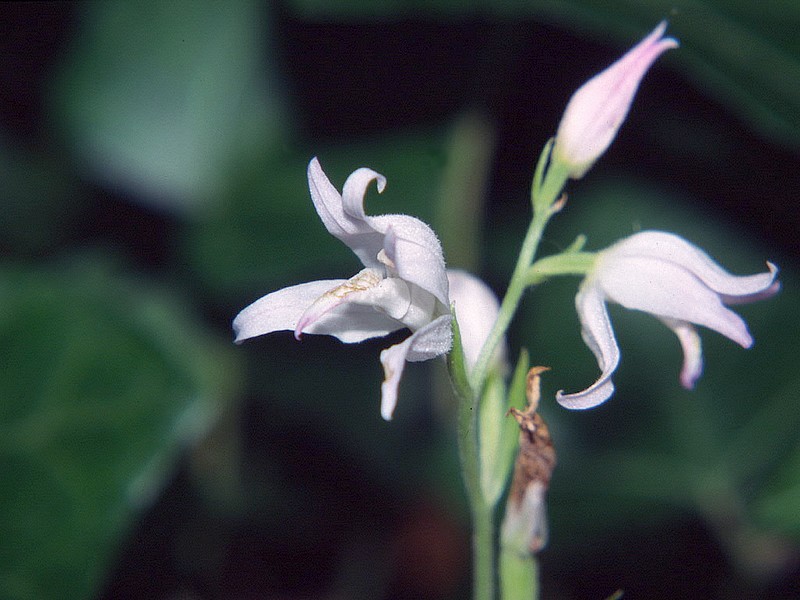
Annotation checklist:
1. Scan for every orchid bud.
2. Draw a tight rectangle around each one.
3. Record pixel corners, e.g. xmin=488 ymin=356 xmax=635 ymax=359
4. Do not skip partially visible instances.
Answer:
xmin=552 ymin=21 xmax=678 ymax=179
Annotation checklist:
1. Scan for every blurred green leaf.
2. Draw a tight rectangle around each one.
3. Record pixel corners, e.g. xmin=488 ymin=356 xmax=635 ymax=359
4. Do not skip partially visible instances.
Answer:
xmin=0 ymin=137 xmax=83 ymax=255
xmin=53 ymin=0 xmax=284 ymax=211
xmin=0 ymin=260 xmax=237 ymax=600
xmin=286 ymin=0 xmax=800 ymax=149
xmin=755 ymin=445 xmax=800 ymax=536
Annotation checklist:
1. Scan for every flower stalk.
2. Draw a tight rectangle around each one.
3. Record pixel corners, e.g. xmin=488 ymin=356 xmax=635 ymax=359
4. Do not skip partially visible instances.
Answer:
xmin=228 ymin=19 xmax=786 ymax=600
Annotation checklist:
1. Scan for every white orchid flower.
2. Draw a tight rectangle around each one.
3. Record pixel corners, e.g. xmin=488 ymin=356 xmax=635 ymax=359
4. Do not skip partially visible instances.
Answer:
xmin=557 ymin=231 xmax=780 ymax=409
xmin=553 ymin=21 xmax=678 ymax=179
xmin=233 ymin=158 xmax=499 ymax=420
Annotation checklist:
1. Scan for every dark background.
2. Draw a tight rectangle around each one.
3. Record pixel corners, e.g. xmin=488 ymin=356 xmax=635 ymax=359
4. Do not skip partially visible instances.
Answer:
xmin=2 ymin=2 xmax=799 ymax=599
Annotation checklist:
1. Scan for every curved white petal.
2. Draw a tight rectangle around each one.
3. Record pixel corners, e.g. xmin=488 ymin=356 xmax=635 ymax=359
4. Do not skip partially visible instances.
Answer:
xmin=307 ymin=304 xmax=404 ymax=343
xmin=609 ymin=231 xmax=779 ymax=297
xmin=379 ymin=314 xmax=452 ymax=420
xmin=659 ymin=317 xmax=703 ymax=389
xmin=307 ymin=157 xmax=385 ymax=270
xmin=398 ymin=278 xmax=438 ymax=332
xmin=447 ymin=269 xmax=505 ymax=371
xmin=233 ymin=279 xmax=402 ymax=345
xmin=307 ymin=158 xmax=368 ymax=239
xmin=233 ymin=280 xmax=347 ymax=343
xmin=598 ymin=255 xmax=753 ymax=348
xmin=342 ymin=166 xmax=387 ymax=220
xmin=376 ymin=218 xmax=449 ymax=308
xmin=307 ymin=158 xmax=449 ymax=308
xmin=379 ymin=340 xmax=410 ymax=421
xmin=556 ymin=283 xmax=619 ymax=409
xmin=720 ymin=277 xmax=781 ymax=305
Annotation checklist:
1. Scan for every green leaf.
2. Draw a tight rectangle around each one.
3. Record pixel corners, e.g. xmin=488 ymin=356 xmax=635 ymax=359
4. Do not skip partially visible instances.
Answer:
xmin=478 ymin=372 xmax=509 ymax=506
xmin=447 ymin=307 xmax=472 ymax=404
xmin=53 ymin=0 xmax=283 ymax=211
xmin=479 ymin=349 xmax=530 ymax=507
xmin=0 ymin=261 xmax=237 ymax=600
xmin=754 ymin=444 xmax=800 ymax=535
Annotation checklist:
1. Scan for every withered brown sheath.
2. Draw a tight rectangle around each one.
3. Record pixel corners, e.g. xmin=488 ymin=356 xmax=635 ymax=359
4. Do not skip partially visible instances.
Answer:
xmin=505 ymin=366 xmax=556 ymax=553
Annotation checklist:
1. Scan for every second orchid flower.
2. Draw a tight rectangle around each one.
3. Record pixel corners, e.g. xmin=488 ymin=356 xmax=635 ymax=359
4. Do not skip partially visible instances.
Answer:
xmin=557 ymin=231 xmax=780 ymax=409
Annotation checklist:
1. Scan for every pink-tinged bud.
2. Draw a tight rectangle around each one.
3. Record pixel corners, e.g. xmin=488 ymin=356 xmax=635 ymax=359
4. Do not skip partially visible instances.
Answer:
xmin=553 ymin=21 xmax=678 ymax=179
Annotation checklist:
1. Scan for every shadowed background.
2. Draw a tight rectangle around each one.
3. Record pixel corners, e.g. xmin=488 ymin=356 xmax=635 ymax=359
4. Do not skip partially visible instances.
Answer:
xmin=2 ymin=2 xmax=799 ymax=599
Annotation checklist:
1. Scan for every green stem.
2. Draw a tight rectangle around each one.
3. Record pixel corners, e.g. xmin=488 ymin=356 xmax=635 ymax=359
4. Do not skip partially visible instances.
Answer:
xmin=468 ymin=149 xmax=571 ymax=395
xmin=526 ymin=251 xmax=595 ymax=285
xmin=473 ymin=500 xmax=496 ymax=600
xmin=455 ymin=367 xmax=496 ymax=600
xmin=451 ymin=316 xmax=495 ymax=599
xmin=500 ymin=546 xmax=539 ymax=600
xmin=457 ymin=146 xmax=573 ymax=600
xmin=468 ymin=210 xmax=549 ymax=394
xmin=456 ymin=383 xmax=480 ymax=506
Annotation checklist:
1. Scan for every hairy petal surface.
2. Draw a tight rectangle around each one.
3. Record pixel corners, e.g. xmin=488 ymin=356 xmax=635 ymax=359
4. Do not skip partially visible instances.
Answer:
xmin=307 ymin=158 xmax=384 ymax=267
xmin=236 ymin=158 xmax=455 ymax=420
xmin=294 ymin=269 xmax=411 ymax=339
xmin=380 ymin=222 xmax=449 ymax=309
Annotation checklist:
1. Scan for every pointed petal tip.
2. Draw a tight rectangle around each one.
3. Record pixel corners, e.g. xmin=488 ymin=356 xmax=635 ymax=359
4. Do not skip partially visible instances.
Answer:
xmin=651 ymin=20 xmax=678 ymax=46
xmin=663 ymin=37 xmax=679 ymax=50
xmin=767 ymin=261 xmax=780 ymax=278
xmin=555 ymin=379 xmax=615 ymax=410
xmin=642 ymin=22 xmax=678 ymax=56
xmin=307 ymin=157 xmax=323 ymax=181
xmin=231 ymin=315 xmax=251 ymax=345
xmin=680 ymin=374 xmax=697 ymax=390
xmin=380 ymin=382 xmax=398 ymax=421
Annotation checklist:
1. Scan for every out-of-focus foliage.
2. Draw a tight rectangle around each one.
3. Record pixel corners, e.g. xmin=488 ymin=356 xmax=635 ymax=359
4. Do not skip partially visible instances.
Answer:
xmin=0 ymin=261 xmax=237 ymax=600
xmin=53 ymin=0 xmax=284 ymax=211
xmin=0 ymin=136 xmax=82 ymax=255
xmin=286 ymin=0 xmax=800 ymax=149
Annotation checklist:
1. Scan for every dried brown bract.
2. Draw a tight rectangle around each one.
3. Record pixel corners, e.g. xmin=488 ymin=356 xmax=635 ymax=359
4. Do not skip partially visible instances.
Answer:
xmin=503 ymin=366 xmax=556 ymax=553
